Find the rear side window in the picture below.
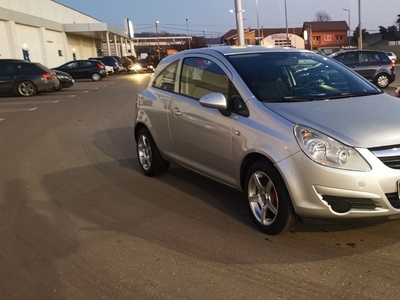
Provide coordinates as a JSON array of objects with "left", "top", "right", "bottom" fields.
[
  {"left": 15, "top": 63, "right": 39, "bottom": 74},
  {"left": 359, "top": 52, "right": 382, "bottom": 63},
  {"left": 152, "top": 60, "right": 178, "bottom": 92}
]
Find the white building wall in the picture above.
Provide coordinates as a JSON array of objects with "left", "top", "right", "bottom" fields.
[
  {"left": 0, "top": 0, "right": 100, "bottom": 24},
  {"left": 262, "top": 34, "right": 305, "bottom": 49},
  {"left": 0, "top": 20, "right": 11, "bottom": 58},
  {"left": 65, "top": 34, "right": 97, "bottom": 61},
  {"left": 15, "top": 24, "right": 43, "bottom": 62}
]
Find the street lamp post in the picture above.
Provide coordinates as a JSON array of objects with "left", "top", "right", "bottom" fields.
[
  {"left": 358, "top": 0, "right": 362, "bottom": 49},
  {"left": 343, "top": 8, "right": 350, "bottom": 47},
  {"left": 155, "top": 20, "right": 160, "bottom": 60},
  {"left": 186, "top": 18, "right": 191, "bottom": 49},
  {"left": 284, "top": 0, "right": 289, "bottom": 46},
  {"left": 256, "top": 0, "right": 260, "bottom": 45},
  {"left": 231, "top": 0, "right": 245, "bottom": 46}
]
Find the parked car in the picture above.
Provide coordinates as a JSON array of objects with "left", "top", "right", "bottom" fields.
[
  {"left": 53, "top": 60, "right": 107, "bottom": 81},
  {"left": 135, "top": 58, "right": 155, "bottom": 73},
  {"left": 54, "top": 69, "right": 74, "bottom": 90},
  {"left": 0, "top": 59, "right": 59, "bottom": 97},
  {"left": 135, "top": 45, "right": 400, "bottom": 235},
  {"left": 89, "top": 56, "right": 122, "bottom": 74},
  {"left": 329, "top": 50, "right": 395, "bottom": 88},
  {"left": 386, "top": 52, "right": 397, "bottom": 63}
]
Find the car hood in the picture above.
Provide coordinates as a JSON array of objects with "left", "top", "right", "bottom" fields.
[
  {"left": 53, "top": 69, "right": 70, "bottom": 76},
  {"left": 263, "top": 93, "right": 400, "bottom": 148}
]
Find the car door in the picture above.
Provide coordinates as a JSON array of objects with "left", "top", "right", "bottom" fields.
[
  {"left": 58, "top": 61, "right": 79, "bottom": 78},
  {"left": 0, "top": 62, "right": 17, "bottom": 94},
  {"left": 167, "top": 56, "right": 235, "bottom": 186},
  {"left": 356, "top": 51, "right": 380, "bottom": 80},
  {"left": 77, "top": 61, "right": 93, "bottom": 78}
]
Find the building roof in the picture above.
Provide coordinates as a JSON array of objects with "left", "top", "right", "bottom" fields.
[{"left": 303, "top": 21, "right": 349, "bottom": 31}]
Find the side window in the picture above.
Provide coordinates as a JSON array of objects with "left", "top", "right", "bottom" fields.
[
  {"left": 152, "top": 60, "right": 178, "bottom": 92},
  {"left": 180, "top": 57, "right": 229, "bottom": 100},
  {"left": 343, "top": 53, "right": 357, "bottom": 64},
  {"left": 0, "top": 63, "right": 16, "bottom": 74},
  {"left": 65, "top": 62, "right": 78, "bottom": 69},
  {"left": 79, "top": 61, "right": 92, "bottom": 68}
]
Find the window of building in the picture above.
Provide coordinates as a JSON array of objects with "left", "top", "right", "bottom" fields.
[
  {"left": 274, "top": 39, "right": 292, "bottom": 47},
  {"left": 313, "top": 36, "right": 321, "bottom": 44}
]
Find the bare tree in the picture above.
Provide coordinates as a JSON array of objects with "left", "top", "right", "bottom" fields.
[
  {"left": 397, "top": 14, "right": 400, "bottom": 31},
  {"left": 314, "top": 11, "right": 332, "bottom": 22}
]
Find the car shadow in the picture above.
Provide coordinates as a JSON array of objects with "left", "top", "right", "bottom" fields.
[
  {"left": 0, "top": 178, "right": 79, "bottom": 298},
  {"left": 39, "top": 127, "right": 400, "bottom": 264}
]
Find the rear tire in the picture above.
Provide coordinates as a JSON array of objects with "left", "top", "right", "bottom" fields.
[
  {"left": 374, "top": 73, "right": 390, "bottom": 89},
  {"left": 136, "top": 128, "right": 169, "bottom": 176},
  {"left": 17, "top": 81, "right": 37, "bottom": 97},
  {"left": 91, "top": 73, "right": 102, "bottom": 82},
  {"left": 245, "top": 160, "right": 300, "bottom": 235}
]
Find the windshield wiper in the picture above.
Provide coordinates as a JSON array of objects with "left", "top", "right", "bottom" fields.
[{"left": 266, "top": 91, "right": 383, "bottom": 103}]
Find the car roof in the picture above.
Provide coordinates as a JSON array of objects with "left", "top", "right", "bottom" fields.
[{"left": 175, "top": 45, "right": 313, "bottom": 56}]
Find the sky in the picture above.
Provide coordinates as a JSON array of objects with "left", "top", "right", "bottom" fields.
[{"left": 55, "top": 0, "right": 399, "bottom": 37}]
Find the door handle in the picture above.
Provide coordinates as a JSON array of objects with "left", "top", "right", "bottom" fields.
[{"left": 170, "top": 107, "right": 182, "bottom": 116}]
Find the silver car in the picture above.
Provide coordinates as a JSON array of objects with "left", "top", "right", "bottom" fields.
[{"left": 135, "top": 46, "right": 400, "bottom": 235}]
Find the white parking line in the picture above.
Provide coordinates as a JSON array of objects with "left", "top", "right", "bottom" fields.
[
  {"left": 0, "top": 118, "right": 5, "bottom": 121},
  {"left": 0, "top": 107, "right": 37, "bottom": 112},
  {"left": 0, "top": 100, "right": 59, "bottom": 105}
]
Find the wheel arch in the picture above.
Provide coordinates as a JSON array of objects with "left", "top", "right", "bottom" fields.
[
  {"left": 240, "top": 153, "right": 276, "bottom": 191},
  {"left": 134, "top": 122, "right": 147, "bottom": 141}
]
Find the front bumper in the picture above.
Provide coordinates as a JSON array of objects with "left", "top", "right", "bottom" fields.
[{"left": 278, "top": 148, "right": 400, "bottom": 219}]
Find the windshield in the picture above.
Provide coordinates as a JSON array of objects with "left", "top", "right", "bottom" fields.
[{"left": 225, "top": 51, "right": 381, "bottom": 102}]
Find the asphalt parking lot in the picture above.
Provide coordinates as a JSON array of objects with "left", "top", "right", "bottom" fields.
[{"left": 1, "top": 72, "right": 400, "bottom": 300}]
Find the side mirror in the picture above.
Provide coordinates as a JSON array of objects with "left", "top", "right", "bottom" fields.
[{"left": 199, "top": 92, "right": 231, "bottom": 116}]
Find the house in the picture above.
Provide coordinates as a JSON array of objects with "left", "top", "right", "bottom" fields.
[
  {"left": 303, "top": 21, "right": 349, "bottom": 52},
  {"left": 223, "top": 27, "right": 303, "bottom": 46},
  {"left": 223, "top": 21, "right": 349, "bottom": 52}
]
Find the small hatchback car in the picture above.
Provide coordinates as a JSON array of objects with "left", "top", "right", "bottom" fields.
[
  {"left": 53, "top": 60, "right": 107, "bottom": 81},
  {"left": 329, "top": 50, "right": 395, "bottom": 88},
  {"left": 135, "top": 46, "right": 400, "bottom": 235}
]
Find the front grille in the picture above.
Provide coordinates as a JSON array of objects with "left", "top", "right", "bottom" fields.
[
  {"left": 376, "top": 156, "right": 400, "bottom": 169},
  {"left": 385, "top": 192, "right": 400, "bottom": 209},
  {"left": 370, "top": 145, "right": 400, "bottom": 169},
  {"left": 322, "top": 195, "right": 380, "bottom": 210}
]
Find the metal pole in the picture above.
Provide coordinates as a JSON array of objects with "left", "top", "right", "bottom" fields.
[
  {"left": 234, "top": 0, "right": 245, "bottom": 45},
  {"left": 358, "top": 0, "right": 362, "bottom": 49},
  {"left": 186, "top": 18, "right": 191, "bottom": 49},
  {"left": 256, "top": 0, "right": 260, "bottom": 45},
  {"left": 284, "top": 0, "right": 289, "bottom": 46},
  {"left": 343, "top": 9, "right": 350, "bottom": 47},
  {"left": 156, "top": 21, "right": 160, "bottom": 60}
]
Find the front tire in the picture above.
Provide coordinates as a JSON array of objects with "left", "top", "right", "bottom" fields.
[
  {"left": 245, "top": 160, "right": 300, "bottom": 235},
  {"left": 136, "top": 128, "right": 169, "bottom": 176},
  {"left": 17, "top": 81, "right": 37, "bottom": 97}
]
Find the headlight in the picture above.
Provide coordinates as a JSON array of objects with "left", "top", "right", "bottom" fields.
[
  {"left": 134, "top": 64, "right": 142, "bottom": 70},
  {"left": 294, "top": 125, "right": 371, "bottom": 171},
  {"left": 58, "top": 75, "right": 68, "bottom": 79}
]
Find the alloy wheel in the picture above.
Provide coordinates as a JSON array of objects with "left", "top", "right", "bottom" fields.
[{"left": 248, "top": 171, "right": 279, "bottom": 226}]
